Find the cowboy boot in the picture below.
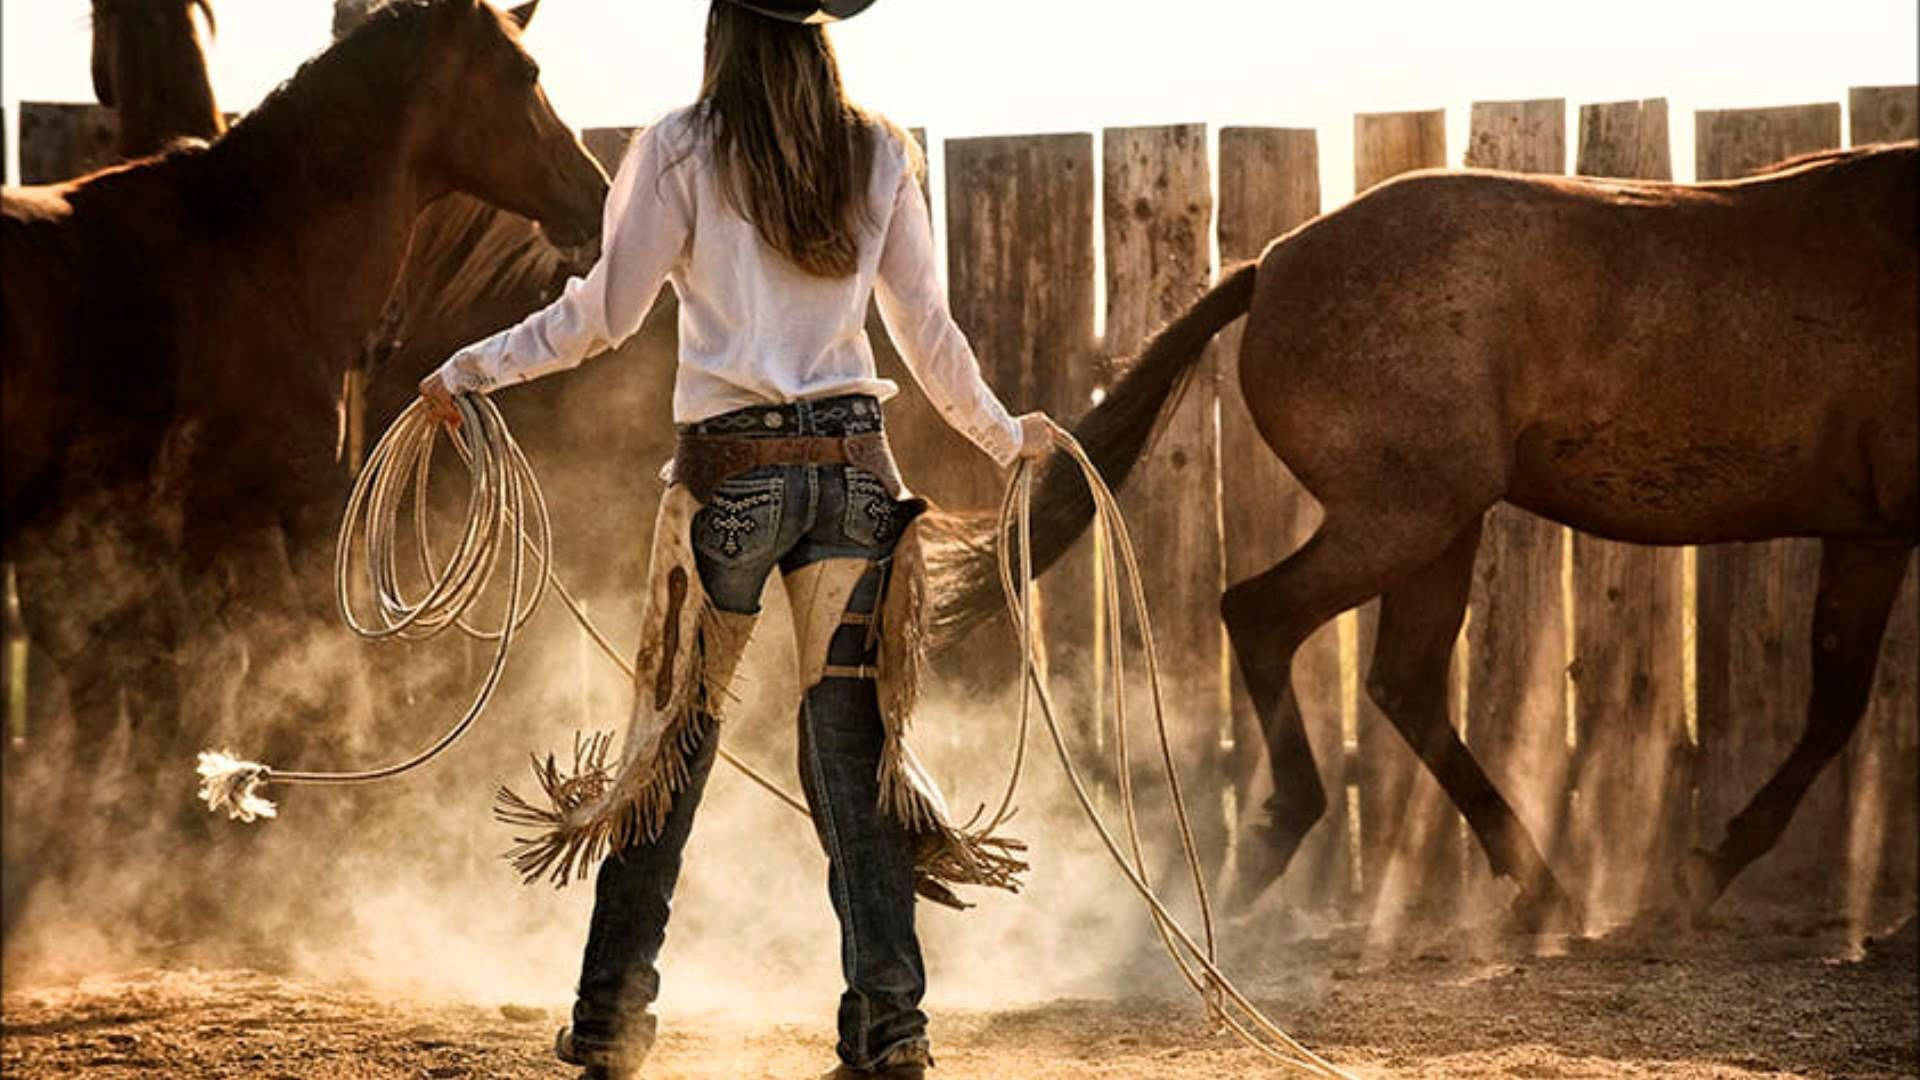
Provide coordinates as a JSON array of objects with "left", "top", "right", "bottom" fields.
[
  {"left": 817, "top": 1040, "right": 932, "bottom": 1079},
  {"left": 556, "top": 1025, "right": 647, "bottom": 1080}
]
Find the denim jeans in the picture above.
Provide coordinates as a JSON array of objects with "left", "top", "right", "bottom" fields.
[{"left": 572, "top": 396, "right": 929, "bottom": 1072}]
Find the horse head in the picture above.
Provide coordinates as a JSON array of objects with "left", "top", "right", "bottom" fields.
[
  {"left": 90, "top": 0, "right": 224, "bottom": 157},
  {"left": 415, "top": 0, "right": 607, "bottom": 249}
]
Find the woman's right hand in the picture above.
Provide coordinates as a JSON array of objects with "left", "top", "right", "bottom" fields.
[{"left": 1015, "top": 411, "right": 1059, "bottom": 460}]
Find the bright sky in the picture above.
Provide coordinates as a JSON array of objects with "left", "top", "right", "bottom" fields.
[{"left": 4, "top": 0, "right": 1915, "bottom": 199}]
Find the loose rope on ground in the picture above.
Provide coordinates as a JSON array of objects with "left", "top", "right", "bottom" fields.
[
  {"left": 999, "top": 424, "right": 1356, "bottom": 1080},
  {"left": 194, "top": 394, "right": 1352, "bottom": 1077}
]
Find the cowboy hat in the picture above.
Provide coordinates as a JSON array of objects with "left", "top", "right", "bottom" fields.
[{"left": 722, "top": 0, "right": 877, "bottom": 24}]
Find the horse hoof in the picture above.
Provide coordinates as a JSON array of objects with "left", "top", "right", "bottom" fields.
[
  {"left": 1674, "top": 849, "right": 1724, "bottom": 919},
  {"left": 1224, "top": 827, "right": 1294, "bottom": 912},
  {"left": 1509, "top": 881, "right": 1586, "bottom": 935},
  {"left": 1224, "top": 857, "right": 1282, "bottom": 913}
]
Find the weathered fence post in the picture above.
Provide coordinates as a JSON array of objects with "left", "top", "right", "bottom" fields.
[
  {"left": 939, "top": 134, "right": 1099, "bottom": 700},
  {"left": 1350, "top": 109, "right": 1460, "bottom": 921},
  {"left": 1101, "top": 124, "right": 1230, "bottom": 879},
  {"left": 1575, "top": 97, "right": 1673, "bottom": 181},
  {"left": 1460, "top": 99, "right": 1574, "bottom": 917},
  {"left": 1564, "top": 98, "right": 1693, "bottom": 921},
  {"left": 1844, "top": 85, "right": 1919, "bottom": 932},
  {"left": 1693, "top": 102, "right": 1842, "bottom": 904},
  {"left": 17, "top": 103, "right": 119, "bottom": 184},
  {"left": 1847, "top": 85, "right": 1916, "bottom": 147},
  {"left": 940, "top": 135, "right": 1098, "bottom": 508},
  {"left": 1215, "top": 127, "right": 1350, "bottom": 911}
]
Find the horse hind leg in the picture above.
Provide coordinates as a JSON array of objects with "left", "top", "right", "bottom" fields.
[
  {"left": 1682, "top": 538, "right": 1914, "bottom": 913},
  {"left": 1221, "top": 502, "right": 1485, "bottom": 910}
]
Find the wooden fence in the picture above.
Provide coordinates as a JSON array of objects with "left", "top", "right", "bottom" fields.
[{"left": 9, "top": 85, "right": 1916, "bottom": 928}]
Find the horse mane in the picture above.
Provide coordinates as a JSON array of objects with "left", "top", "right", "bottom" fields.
[
  {"left": 386, "top": 197, "right": 570, "bottom": 356},
  {"left": 91, "top": 0, "right": 217, "bottom": 35},
  {"left": 204, "top": 0, "right": 436, "bottom": 198}
]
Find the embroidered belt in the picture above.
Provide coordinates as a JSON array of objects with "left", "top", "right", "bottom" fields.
[{"left": 673, "top": 430, "right": 906, "bottom": 503}]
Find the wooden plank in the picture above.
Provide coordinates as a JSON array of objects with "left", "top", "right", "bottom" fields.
[
  {"left": 1102, "top": 123, "right": 1228, "bottom": 879},
  {"left": 1467, "top": 99, "right": 1565, "bottom": 173},
  {"left": 938, "top": 134, "right": 1098, "bottom": 695},
  {"left": 1215, "top": 127, "right": 1349, "bottom": 911},
  {"left": 17, "top": 102, "right": 119, "bottom": 184},
  {"left": 941, "top": 133, "right": 1097, "bottom": 507},
  {"left": 1564, "top": 98, "right": 1692, "bottom": 921},
  {"left": 1848, "top": 85, "right": 1919, "bottom": 144},
  {"left": 1461, "top": 100, "right": 1573, "bottom": 918},
  {"left": 1576, "top": 98, "right": 1673, "bottom": 180},
  {"left": 1354, "top": 110, "right": 1446, "bottom": 194},
  {"left": 1693, "top": 103, "right": 1841, "bottom": 904},
  {"left": 1845, "top": 88, "right": 1918, "bottom": 932},
  {"left": 1350, "top": 109, "right": 1460, "bottom": 921},
  {"left": 1695, "top": 103, "right": 1841, "bottom": 180}
]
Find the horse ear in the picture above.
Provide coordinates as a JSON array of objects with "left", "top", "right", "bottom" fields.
[{"left": 506, "top": 0, "right": 539, "bottom": 28}]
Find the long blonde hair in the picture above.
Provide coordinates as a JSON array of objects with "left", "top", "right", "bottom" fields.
[{"left": 694, "top": 1, "right": 883, "bottom": 278}]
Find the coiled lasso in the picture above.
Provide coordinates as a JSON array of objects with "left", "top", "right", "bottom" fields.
[
  {"left": 195, "top": 394, "right": 806, "bottom": 821},
  {"left": 196, "top": 394, "right": 1353, "bottom": 1078}
]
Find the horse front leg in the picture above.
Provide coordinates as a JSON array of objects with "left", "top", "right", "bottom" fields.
[
  {"left": 1220, "top": 504, "right": 1479, "bottom": 911},
  {"left": 1681, "top": 538, "right": 1914, "bottom": 913},
  {"left": 1364, "top": 517, "right": 1582, "bottom": 932}
]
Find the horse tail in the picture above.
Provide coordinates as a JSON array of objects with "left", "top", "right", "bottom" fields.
[{"left": 928, "top": 259, "right": 1259, "bottom": 643}]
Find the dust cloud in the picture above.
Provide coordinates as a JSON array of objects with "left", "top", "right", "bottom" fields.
[{"left": 0, "top": 507, "right": 1264, "bottom": 1032}]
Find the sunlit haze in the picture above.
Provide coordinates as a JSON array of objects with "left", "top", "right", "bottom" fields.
[{"left": 5, "top": 0, "right": 1915, "bottom": 200}]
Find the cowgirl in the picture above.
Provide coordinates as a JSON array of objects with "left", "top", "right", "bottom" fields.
[{"left": 419, "top": 2, "right": 1053, "bottom": 1077}]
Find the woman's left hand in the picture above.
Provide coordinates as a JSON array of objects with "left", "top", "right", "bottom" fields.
[{"left": 418, "top": 371, "right": 461, "bottom": 430}]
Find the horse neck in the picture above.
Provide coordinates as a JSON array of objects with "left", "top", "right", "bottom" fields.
[
  {"left": 190, "top": 100, "right": 434, "bottom": 379},
  {"left": 113, "top": 10, "right": 224, "bottom": 157}
]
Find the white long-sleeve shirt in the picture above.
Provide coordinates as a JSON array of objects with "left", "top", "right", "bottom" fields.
[{"left": 435, "top": 105, "right": 1022, "bottom": 467}]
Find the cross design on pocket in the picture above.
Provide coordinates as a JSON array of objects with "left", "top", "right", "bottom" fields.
[
  {"left": 862, "top": 493, "right": 896, "bottom": 542},
  {"left": 708, "top": 490, "right": 777, "bottom": 557}
]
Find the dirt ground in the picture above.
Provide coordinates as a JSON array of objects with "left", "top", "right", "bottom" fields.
[{"left": 3, "top": 916, "right": 1912, "bottom": 1080}]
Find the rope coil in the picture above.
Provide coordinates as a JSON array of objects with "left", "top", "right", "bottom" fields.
[
  {"left": 195, "top": 395, "right": 807, "bottom": 820},
  {"left": 193, "top": 394, "right": 1353, "bottom": 1078}
]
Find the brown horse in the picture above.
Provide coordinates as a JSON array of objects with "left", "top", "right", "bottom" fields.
[
  {"left": 328, "top": 0, "right": 584, "bottom": 472},
  {"left": 1, "top": 0, "right": 605, "bottom": 786},
  {"left": 91, "top": 0, "right": 226, "bottom": 158},
  {"left": 938, "top": 142, "right": 1918, "bottom": 928}
]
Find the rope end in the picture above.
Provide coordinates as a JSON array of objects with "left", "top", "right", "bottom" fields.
[{"left": 196, "top": 750, "right": 278, "bottom": 823}]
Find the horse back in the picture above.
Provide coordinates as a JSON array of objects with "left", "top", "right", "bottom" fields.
[{"left": 1239, "top": 143, "right": 1916, "bottom": 545}]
